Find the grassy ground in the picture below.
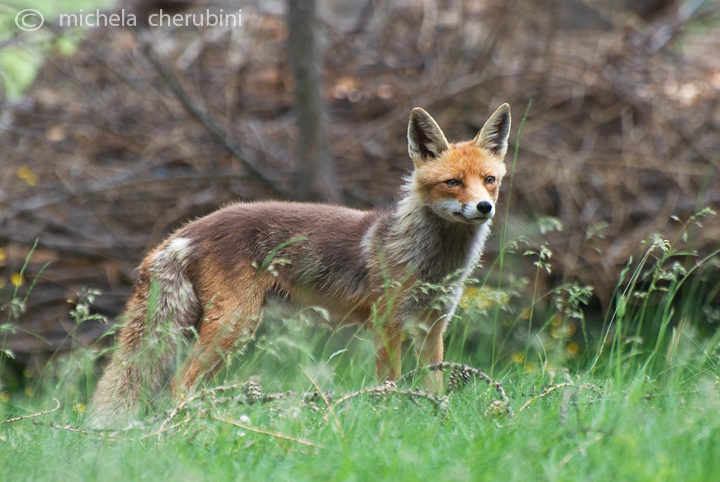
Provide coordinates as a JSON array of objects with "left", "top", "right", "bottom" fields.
[
  {"left": 1, "top": 358, "right": 719, "bottom": 481},
  {"left": 2, "top": 221, "right": 719, "bottom": 481}
]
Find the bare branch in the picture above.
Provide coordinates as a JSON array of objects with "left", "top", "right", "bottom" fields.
[
  {"left": 134, "top": 29, "right": 291, "bottom": 199},
  {"left": 213, "top": 415, "right": 318, "bottom": 448},
  {"left": 4, "top": 398, "right": 60, "bottom": 424}
]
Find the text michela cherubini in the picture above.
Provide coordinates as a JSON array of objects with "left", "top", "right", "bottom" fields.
[{"left": 58, "top": 9, "right": 243, "bottom": 28}]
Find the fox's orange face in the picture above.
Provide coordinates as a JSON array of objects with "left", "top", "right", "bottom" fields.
[{"left": 407, "top": 104, "right": 511, "bottom": 225}]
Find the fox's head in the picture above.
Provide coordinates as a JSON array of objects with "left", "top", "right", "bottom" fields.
[{"left": 407, "top": 104, "right": 511, "bottom": 225}]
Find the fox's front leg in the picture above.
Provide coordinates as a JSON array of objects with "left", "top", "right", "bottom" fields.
[
  {"left": 414, "top": 315, "right": 449, "bottom": 393},
  {"left": 374, "top": 324, "right": 402, "bottom": 383}
]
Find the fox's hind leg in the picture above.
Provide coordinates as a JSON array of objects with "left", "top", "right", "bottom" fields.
[
  {"left": 177, "top": 274, "right": 272, "bottom": 391},
  {"left": 374, "top": 324, "right": 402, "bottom": 383},
  {"left": 88, "top": 241, "right": 201, "bottom": 428}
]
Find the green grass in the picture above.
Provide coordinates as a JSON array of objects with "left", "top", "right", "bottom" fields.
[
  {"left": 2, "top": 365, "right": 719, "bottom": 481},
  {"left": 2, "top": 219, "right": 719, "bottom": 481}
]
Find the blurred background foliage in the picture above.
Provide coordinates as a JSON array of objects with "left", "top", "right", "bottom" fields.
[{"left": 0, "top": 0, "right": 718, "bottom": 383}]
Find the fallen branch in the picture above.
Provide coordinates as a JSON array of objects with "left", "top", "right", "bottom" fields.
[
  {"left": 213, "top": 415, "right": 318, "bottom": 449},
  {"left": 157, "top": 391, "right": 206, "bottom": 441},
  {"left": 331, "top": 381, "right": 448, "bottom": 415},
  {"left": 557, "top": 432, "right": 606, "bottom": 468},
  {"left": 4, "top": 398, "right": 60, "bottom": 424},
  {"left": 40, "top": 421, "right": 122, "bottom": 441},
  {"left": 301, "top": 366, "right": 344, "bottom": 440},
  {"left": 142, "top": 413, "right": 192, "bottom": 441},
  {"left": 399, "top": 361, "right": 512, "bottom": 414},
  {"left": 519, "top": 383, "right": 603, "bottom": 412}
]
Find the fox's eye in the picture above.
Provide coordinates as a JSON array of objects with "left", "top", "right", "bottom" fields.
[
  {"left": 445, "top": 179, "right": 462, "bottom": 187},
  {"left": 485, "top": 176, "right": 496, "bottom": 185}
]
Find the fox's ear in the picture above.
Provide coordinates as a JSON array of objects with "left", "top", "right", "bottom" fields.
[
  {"left": 408, "top": 108, "right": 449, "bottom": 164},
  {"left": 475, "top": 103, "right": 511, "bottom": 157}
]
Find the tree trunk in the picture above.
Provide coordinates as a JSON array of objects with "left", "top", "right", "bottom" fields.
[{"left": 286, "top": 0, "right": 341, "bottom": 203}]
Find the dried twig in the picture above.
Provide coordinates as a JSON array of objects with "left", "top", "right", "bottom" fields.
[
  {"left": 4, "top": 398, "right": 60, "bottom": 424},
  {"left": 399, "top": 361, "right": 512, "bottom": 414},
  {"left": 157, "top": 381, "right": 267, "bottom": 438},
  {"left": 141, "top": 414, "right": 192, "bottom": 441},
  {"left": 301, "top": 366, "right": 344, "bottom": 439},
  {"left": 519, "top": 383, "right": 603, "bottom": 412},
  {"left": 213, "top": 415, "right": 318, "bottom": 449},
  {"left": 157, "top": 391, "right": 204, "bottom": 441},
  {"left": 331, "top": 381, "right": 448, "bottom": 414},
  {"left": 557, "top": 432, "right": 606, "bottom": 468},
  {"left": 40, "top": 421, "right": 122, "bottom": 441},
  {"left": 519, "top": 383, "right": 575, "bottom": 412},
  {"left": 133, "top": 29, "right": 290, "bottom": 199}
]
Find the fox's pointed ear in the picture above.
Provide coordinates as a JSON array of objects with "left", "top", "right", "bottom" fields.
[
  {"left": 475, "top": 103, "right": 511, "bottom": 157},
  {"left": 408, "top": 108, "right": 449, "bottom": 164}
]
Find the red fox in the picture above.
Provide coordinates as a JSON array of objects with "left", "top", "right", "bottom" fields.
[{"left": 89, "top": 104, "right": 511, "bottom": 427}]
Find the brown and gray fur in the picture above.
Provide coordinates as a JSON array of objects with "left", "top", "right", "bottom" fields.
[{"left": 88, "top": 104, "right": 511, "bottom": 428}]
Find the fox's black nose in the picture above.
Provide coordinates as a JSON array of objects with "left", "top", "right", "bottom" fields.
[{"left": 477, "top": 201, "right": 493, "bottom": 214}]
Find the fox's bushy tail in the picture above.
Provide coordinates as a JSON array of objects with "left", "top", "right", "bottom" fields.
[{"left": 88, "top": 238, "right": 201, "bottom": 428}]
